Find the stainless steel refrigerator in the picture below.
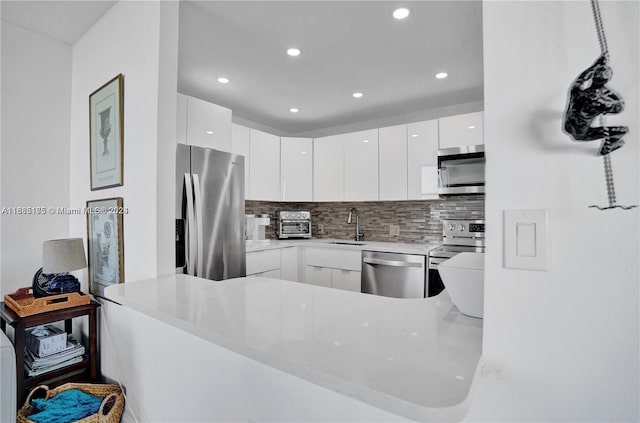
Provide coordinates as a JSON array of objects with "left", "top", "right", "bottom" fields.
[{"left": 176, "top": 144, "right": 246, "bottom": 280}]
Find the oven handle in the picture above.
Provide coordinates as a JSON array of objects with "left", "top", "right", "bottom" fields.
[{"left": 363, "top": 258, "right": 423, "bottom": 268}]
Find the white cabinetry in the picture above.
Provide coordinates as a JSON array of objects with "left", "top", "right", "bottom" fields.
[
  {"left": 344, "top": 129, "right": 379, "bottom": 201},
  {"left": 281, "top": 138, "right": 313, "bottom": 202},
  {"left": 438, "top": 112, "right": 484, "bottom": 149},
  {"left": 246, "top": 249, "right": 282, "bottom": 278},
  {"left": 378, "top": 125, "right": 408, "bottom": 201},
  {"left": 177, "top": 94, "right": 232, "bottom": 150},
  {"left": 304, "top": 248, "right": 361, "bottom": 292},
  {"left": 231, "top": 123, "right": 251, "bottom": 198},
  {"left": 280, "top": 246, "right": 299, "bottom": 282},
  {"left": 313, "top": 135, "right": 345, "bottom": 201},
  {"left": 407, "top": 120, "right": 439, "bottom": 199},
  {"left": 249, "top": 129, "right": 281, "bottom": 201}
]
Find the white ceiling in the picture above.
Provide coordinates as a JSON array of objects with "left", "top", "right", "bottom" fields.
[
  {"left": 1, "top": 1, "right": 116, "bottom": 45},
  {"left": 178, "top": 1, "right": 484, "bottom": 136},
  {"left": 2, "top": 1, "right": 484, "bottom": 137}
]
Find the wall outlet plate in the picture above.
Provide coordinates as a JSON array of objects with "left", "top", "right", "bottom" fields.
[{"left": 389, "top": 224, "right": 400, "bottom": 236}]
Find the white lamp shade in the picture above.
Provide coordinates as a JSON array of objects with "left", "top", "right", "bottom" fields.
[{"left": 42, "top": 238, "right": 87, "bottom": 274}]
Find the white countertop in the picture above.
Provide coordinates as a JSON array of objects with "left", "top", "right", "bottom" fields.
[
  {"left": 104, "top": 275, "right": 482, "bottom": 421},
  {"left": 246, "top": 238, "right": 442, "bottom": 255}
]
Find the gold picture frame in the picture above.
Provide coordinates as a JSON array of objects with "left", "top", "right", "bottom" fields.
[
  {"left": 86, "top": 197, "right": 125, "bottom": 297},
  {"left": 89, "top": 74, "right": 124, "bottom": 190}
]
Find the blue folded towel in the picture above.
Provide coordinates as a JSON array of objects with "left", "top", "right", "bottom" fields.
[{"left": 28, "top": 389, "right": 103, "bottom": 423}]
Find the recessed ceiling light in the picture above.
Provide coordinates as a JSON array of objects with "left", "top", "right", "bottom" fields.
[
  {"left": 411, "top": 134, "right": 419, "bottom": 138},
  {"left": 393, "top": 8, "right": 410, "bottom": 19},
  {"left": 301, "top": 151, "right": 307, "bottom": 155},
  {"left": 205, "top": 131, "right": 214, "bottom": 135},
  {"left": 435, "top": 72, "right": 448, "bottom": 79},
  {"left": 468, "top": 125, "right": 476, "bottom": 129},
  {"left": 289, "top": 108, "right": 299, "bottom": 113},
  {"left": 287, "top": 48, "right": 301, "bottom": 57},
  {"left": 217, "top": 77, "right": 229, "bottom": 84},
  {"left": 352, "top": 92, "right": 364, "bottom": 98},
  {"left": 363, "top": 139, "right": 370, "bottom": 143}
]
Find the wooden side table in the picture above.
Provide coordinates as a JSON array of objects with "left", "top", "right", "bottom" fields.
[{"left": 0, "top": 300, "right": 100, "bottom": 407}]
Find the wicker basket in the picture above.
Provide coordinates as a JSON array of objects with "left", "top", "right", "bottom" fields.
[{"left": 17, "top": 383, "right": 124, "bottom": 423}]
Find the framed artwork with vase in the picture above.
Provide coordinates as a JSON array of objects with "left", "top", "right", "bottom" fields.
[
  {"left": 86, "top": 197, "right": 125, "bottom": 297},
  {"left": 89, "top": 74, "right": 124, "bottom": 190}
]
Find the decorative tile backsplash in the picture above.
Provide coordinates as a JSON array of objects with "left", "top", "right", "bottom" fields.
[{"left": 246, "top": 196, "right": 484, "bottom": 244}]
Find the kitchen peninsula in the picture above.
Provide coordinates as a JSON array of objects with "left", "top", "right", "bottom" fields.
[{"left": 104, "top": 274, "right": 482, "bottom": 422}]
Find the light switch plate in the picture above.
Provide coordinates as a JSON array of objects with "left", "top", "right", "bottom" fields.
[
  {"left": 504, "top": 209, "right": 549, "bottom": 270},
  {"left": 389, "top": 224, "right": 400, "bottom": 236}
]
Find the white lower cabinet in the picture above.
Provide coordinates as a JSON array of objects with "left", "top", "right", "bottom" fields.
[
  {"left": 247, "top": 246, "right": 361, "bottom": 292},
  {"left": 331, "top": 269, "right": 361, "bottom": 292},
  {"left": 280, "top": 246, "right": 299, "bottom": 281},
  {"left": 304, "top": 247, "right": 362, "bottom": 292},
  {"left": 305, "top": 266, "right": 332, "bottom": 288},
  {"left": 246, "top": 249, "right": 282, "bottom": 276}
]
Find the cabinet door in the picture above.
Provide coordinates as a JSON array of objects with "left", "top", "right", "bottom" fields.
[
  {"left": 281, "top": 138, "right": 312, "bottom": 201},
  {"left": 186, "top": 96, "right": 232, "bottom": 150},
  {"left": 379, "top": 125, "right": 407, "bottom": 200},
  {"left": 344, "top": 129, "right": 379, "bottom": 201},
  {"left": 407, "top": 120, "right": 439, "bottom": 199},
  {"left": 281, "top": 246, "right": 299, "bottom": 282},
  {"left": 313, "top": 135, "right": 344, "bottom": 201},
  {"left": 305, "top": 266, "right": 332, "bottom": 288},
  {"left": 249, "top": 129, "right": 281, "bottom": 201},
  {"left": 331, "top": 269, "right": 361, "bottom": 292},
  {"left": 438, "top": 112, "right": 484, "bottom": 149},
  {"left": 246, "top": 249, "right": 281, "bottom": 275},
  {"left": 176, "top": 93, "right": 187, "bottom": 145},
  {"left": 231, "top": 124, "right": 251, "bottom": 198}
]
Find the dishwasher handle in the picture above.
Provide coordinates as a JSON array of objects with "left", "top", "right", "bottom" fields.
[{"left": 363, "top": 258, "right": 424, "bottom": 268}]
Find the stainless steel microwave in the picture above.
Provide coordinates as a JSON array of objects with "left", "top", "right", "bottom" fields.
[{"left": 437, "top": 145, "right": 485, "bottom": 196}]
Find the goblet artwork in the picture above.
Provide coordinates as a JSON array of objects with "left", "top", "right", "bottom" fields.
[{"left": 99, "top": 106, "right": 112, "bottom": 157}]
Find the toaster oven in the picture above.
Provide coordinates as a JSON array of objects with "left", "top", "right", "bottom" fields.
[{"left": 277, "top": 211, "right": 311, "bottom": 239}]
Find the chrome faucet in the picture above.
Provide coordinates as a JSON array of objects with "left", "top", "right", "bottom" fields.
[{"left": 347, "top": 207, "right": 364, "bottom": 242}]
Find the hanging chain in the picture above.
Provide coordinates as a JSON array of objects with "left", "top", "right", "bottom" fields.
[{"left": 588, "top": 0, "right": 618, "bottom": 209}]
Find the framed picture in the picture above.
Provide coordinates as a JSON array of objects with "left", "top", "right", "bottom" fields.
[
  {"left": 89, "top": 74, "right": 124, "bottom": 190},
  {"left": 86, "top": 197, "right": 125, "bottom": 297}
]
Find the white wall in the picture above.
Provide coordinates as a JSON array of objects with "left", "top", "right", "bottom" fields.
[
  {"left": 0, "top": 21, "right": 71, "bottom": 296},
  {"left": 467, "top": 1, "right": 639, "bottom": 421},
  {"left": 69, "top": 1, "right": 177, "bottom": 289}
]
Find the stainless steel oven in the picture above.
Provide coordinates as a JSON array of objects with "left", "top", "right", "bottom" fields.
[
  {"left": 277, "top": 211, "right": 311, "bottom": 239},
  {"left": 428, "top": 219, "right": 485, "bottom": 289},
  {"left": 437, "top": 145, "right": 485, "bottom": 196}
]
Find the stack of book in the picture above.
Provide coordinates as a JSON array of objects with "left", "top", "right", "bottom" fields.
[{"left": 24, "top": 324, "right": 85, "bottom": 377}]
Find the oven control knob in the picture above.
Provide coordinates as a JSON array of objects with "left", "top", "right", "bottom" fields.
[
  {"left": 458, "top": 224, "right": 465, "bottom": 231},
  {"left": 448, "top": 224, "right": 455, "bottom": 231},
  {"left": 284, "top": 212, "right": 289, "bottom": 219},
  {"left": 295, "top": 213, "right": 301, "bottom": 218}
]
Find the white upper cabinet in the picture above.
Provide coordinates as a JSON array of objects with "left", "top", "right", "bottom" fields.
[
  {"left": 176, "top": 93, "right": 187, "bottom": 145},
  {"left": 313, "top": 134, "right": 345, "bottom": 202},
  {"left": 407, "top": 120, "right": 439, "bottom": 199},
  {"left": 177, "top": 94, "right": 233, "bottom": 150},
  {"left": 231, "top": 123, "right": 251, "bottom": 198},
  {"left": 378, "top": 125, "right": 407, "bottom": 201},
  {"left": 281, "top": 137, "right": 313, "bottom": 202},
  {"left": 438, "top": 111, "right": 484, "bottom": 149},
  {"left": 344, "top": 129, "right": 379, "bottom": 201},
  {"left": 249, "top": 129, "right": 280, "bottom": 201}
]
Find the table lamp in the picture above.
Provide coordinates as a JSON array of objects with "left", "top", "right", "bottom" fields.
[{"left": 32, "top": 238, "right": 87, "bottom": 297}]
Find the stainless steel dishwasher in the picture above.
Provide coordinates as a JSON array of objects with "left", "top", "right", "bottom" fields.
[{"left": 361, "top": 251, "right": 430, "bottom": 298}]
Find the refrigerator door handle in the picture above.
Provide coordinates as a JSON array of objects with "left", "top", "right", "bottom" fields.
[
  {"left": 192, "top": 173, "right": 205, "bottom": 277},
  {"left": 184, "top": 173, "right": 197, "bottom": 276}
]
